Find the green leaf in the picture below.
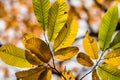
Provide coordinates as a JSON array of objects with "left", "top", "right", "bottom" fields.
[
  {"left": 104, "top": 48, "right": 120, "bottom": 66},
  {"left": 53, "top": 16, "right": 78, "bottom": 51},
  {"left": 32, "top": 0, "right": 50, "bottom": 30},
  {"left": 77, "top": 52, "right": 94, "bottom": 67},
  {"left": 0, "top": 44, "right": 32, "bottom": 68},
  {"left": 97, "top": 64, "right": 120, "bottom": 80},
  {"left": 98, "top": 5, "right": 118, "bottom": 51},
  {"left": 110, "top": 31, "right": 120, "bottom": 49},
  {"left": 16, "top": 66, "right": 45, "bottom": 80},
  {"left": 25, "top": 38, "right": 51, "bottom": 63},
  {"left": 25, "top": 50, "right": 44, "bottom": 65},
  {"left": 54, "top": 47, "right": 79, "bottom": 60},
  {"left": 47, "top": 0, "right": 68, "bottom": 41}
]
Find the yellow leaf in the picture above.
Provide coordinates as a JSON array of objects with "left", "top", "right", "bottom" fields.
[
  {"left": 38, "top": 68, "right": 52, "bottom": 80},
  {"left": 104, "top": 48, "right": 120, "bottom": 66},
  {"left": 83, "top": 31, "right": 98, "bottom": 59},
  {"left": 54, "top": 47, "right": 79, "bottom": 60},
  {"left": 47, "top": 0, "right": 68, "bottom": 41},
  {"left": 53, "top": 16, "right": 78, "bottom": 51},
  {"left": 0, "top": 44, "right": 32, "bottom": 68},
  {"left": 22, "top": 33, "right": 38, "bottom": 45},
  {"left": 16, "top": 66, "right": 45, "bottom": 80},
  {"left": 61, "top": 70, "right": 75, "bottom": 80},
  {"left": 25, "top": 50, "right": 44, "bottom": 65},
  {"left": 92, "top": 69, "right": 100, "bottom": 80},
  {"left": 25, "top": 38, "right": 52, "bottom": 63},
  {"left": 77, "top": 52, "right": 94, "bottom": 67}
]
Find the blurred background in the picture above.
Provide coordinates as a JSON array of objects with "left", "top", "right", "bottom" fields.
[{"left": 0, "top": 0, "right": 120, "bottom": 80}]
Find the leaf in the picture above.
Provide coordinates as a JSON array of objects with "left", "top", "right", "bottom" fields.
[
  {"left": 77, "top": 52, "right": 94, "bottom": 67},
  {"left": 16, "top": 66, "right": 45, "bottom": 80},
  {"left": 32, "top": 0, "right": 50, "bottom": 30},
  {"left": 47, "top": 0, "right": 68, "bottom": 41},
  {"left": 22, "top": 33, "right": 38, "bottom": 45},
  {"left": 25, "top": 50, "right": 44, "bottom": 65},
  {"left": 98, "top": 5, "right": 118, "bottom": 51},
  {"left": 110, "top": 31, "right": 120, "bottom": 49},
  {"left": 97, "top": 64, "right": 120, "bottom": 80},
  {"left": 53, "top": 16, "right": 78, "bottom": 51},
  {"left": 104, "top": 48, "right": 120, "bottom": 66},
  {"left": 0, "top": 44, "right": 32, "bottom": 68},
  {"left": 83, "top": 31, "right": 98, "bottom": 59},
  {"left": 54, "top": 47, "right": 79, "bottom": 60},
  {"left": 38, "top": 68, "right": 52, "bottom": 80},
  {"left": 61, "top": 70, "right": 75, "bottom": 80},
  {"left": 92, "top": 69, "right": 100, "bottom": 80},
  {"left": 25, "top": 38, "right": 51, "bottom": 63}
]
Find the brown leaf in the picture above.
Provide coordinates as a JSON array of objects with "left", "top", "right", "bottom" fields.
[
  {"left": 25, "top": 38, "right": 51, "bottom": 63},
  {"left": 77, "top": 52, "right": 94, "bottom": 67},
  {"left": 54, "top": 47, "right": 79, "bottom": 60},
  {"left": 92, "top": 69, "right": 100, "bottom": 80}
]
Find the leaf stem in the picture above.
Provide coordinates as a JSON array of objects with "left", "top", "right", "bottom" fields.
[
  {"left": 80, "top": 51, "right": 104, "bottom": 80},
  {"left": 43, "top": 32, "right": 56, "bottom": 68}
]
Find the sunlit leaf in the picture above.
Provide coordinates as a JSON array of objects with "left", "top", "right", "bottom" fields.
[
  {"left": 83, "top": 31, "right": 98, "bottom": 59},
  {"left": 16, "top": 66, "right": 45, "bottom": 80},
  {"left": 61, "top": 69, "right": 75, "bottom": 80},
  {"left": 32, "top": 0, "right": 50, "bottom": 30},
  {"left": 38, "top": 68, "right": 52, "bottom": 80},
  {"left": 54, "top": 47, "right": 79, "bottom": 60},
  {"left": 25, "top": 50, "right": 44, "bottom": 65},
  {"left": 47, "top": 0, "right": 68, "bottom": 41},
  {"left": 0, "top": 44, "right": 32, "bottom": 68},
  {"left": 92, "top": 69, "right": 100, "bottom": 80},
  {"left": 25, "top": 38, "right": 51, "bottom": 63},
  {"left": 53, "top": 16, "right": 78, "bottom": 51},
  {"left": 110, "top": 31, "right": 120, "bottom": 49},
  {"left": 77, "top": 52, "right": 94, "bottom": 67},
  {"left": 22, "top": 33, "right": 38, "bottom": 45},
  {"left": 104, "top": 48, "right": 120, "bottom": 66},
  {"left": 97, "top": 64, "right": 120, "bottom": 80},
  {"left": 98, "top": 5, "right": 118, "bottom": 51}
]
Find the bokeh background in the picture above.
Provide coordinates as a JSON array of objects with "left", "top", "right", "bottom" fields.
[{"left": 0, "top": 0, "right": 120, "bottom": 80}]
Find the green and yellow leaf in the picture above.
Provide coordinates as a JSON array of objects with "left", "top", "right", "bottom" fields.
[
  {"left": 97, "top": 64, "right": 120, "bottom": 80},
  {"left": 54, "top": 47, "right": 79, "bottom": 60},
  {"left": 47, "top": 0, "right": 68, "bottom": 41},
  {"left": 98, "top": 5, "right": 118, "bottom": 51},
  {"left": 32, "top": 0, "right": 50, "bottom": 30},
  {"left": 53, "top": 16, "right": 78, "bottom": 51},
  {"left": 77, "top": 52, "right": 94, "bottom": 67},
  {"left": 61, "top": 70, "right": 75, "bottom": 80},
  {"left": 25, "top": 38, "right": 51, "bottom": 63},
  {"left": 38, "top": 68, "right": 52, "bottom": 80},
  {"left": 0, "top": 44, "right": 32, "bottom": 68},
  {"left": 16, "top": 66, "right": 45, "bottom": 80},
  {"left": 92, "top": 69, "right": 100, "bottom": 80},
  {"left": 83, "top": 31, "right": 98, "bottom": 59},
  {"left": 110, "top": 31, "right": 120, "bottom": 49},
  {"left": 104, "top": 48, "right": 120, "bottom": 66},
  {"left": 25, "top": 50, "right": 44, "bottom": 65}
]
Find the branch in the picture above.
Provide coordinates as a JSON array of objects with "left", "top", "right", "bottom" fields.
[{"left": 80, "top": 51, "right": 104, "bottom": 80}]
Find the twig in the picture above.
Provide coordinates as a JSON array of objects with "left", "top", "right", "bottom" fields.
[
  {"left": 48, "top": 64, "right": 66, "bottom": 80},
  {"left": 43, "top": 31, "right": 56, "bottom": 68},
  {"left": 94, "top": 0, "right": 107, "bottom": 12},
  {"left": 80, "top": 51, "right": 104, "bottom": 80}
]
